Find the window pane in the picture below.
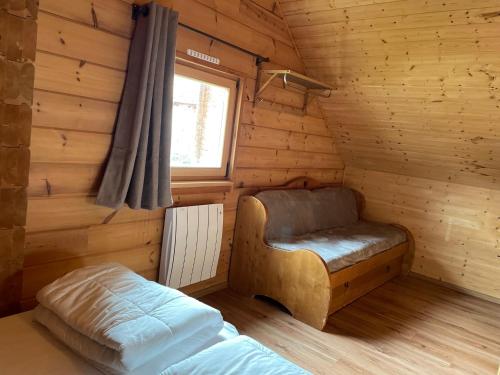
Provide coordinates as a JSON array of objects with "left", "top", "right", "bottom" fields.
[{"left": 171, "top": 74, "right": 230, "bottom": 169}]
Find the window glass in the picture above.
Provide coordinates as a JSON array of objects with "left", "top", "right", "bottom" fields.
[
  {"left": 170, "top": 63, "right": 238, "bottom": 179},
  {"left": 171, "top": 75, "right": 230, "bottom": 169}
]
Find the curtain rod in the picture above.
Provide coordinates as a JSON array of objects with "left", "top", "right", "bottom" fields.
[{"left": 132, "top": 4, "right": 270, "bottom": 65}]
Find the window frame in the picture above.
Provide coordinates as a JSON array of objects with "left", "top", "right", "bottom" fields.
[{"left": 170, "top": 61, "right": 240, "bottom": 181}]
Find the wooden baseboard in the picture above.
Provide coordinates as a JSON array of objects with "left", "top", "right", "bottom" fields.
[
  {"left": 181, "top": 281, "right": 228, "bottom": 299},
  {"left": 409, "top": 272, "right": 500, "bottom": 305}
]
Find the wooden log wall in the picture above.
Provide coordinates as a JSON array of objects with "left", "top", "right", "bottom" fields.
[
  {"left": 281, "top": 0, "right": 500, "bottom": 298},
  {"left": 21, "top": 0, "right": 343, "bottom": 308},
  {"left": 0, "top": 0, "right": 37, "bottom": 316}
]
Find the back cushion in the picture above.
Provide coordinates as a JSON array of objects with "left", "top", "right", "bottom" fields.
[
  {"left": 311, "top": 187, "right": 359, "bottom": 230},
  {"left": 255, "top": 187, "right": 359, "bottom": 240},
  {"left": 256, "top": 189, "right": 316, "bottom": 240}
]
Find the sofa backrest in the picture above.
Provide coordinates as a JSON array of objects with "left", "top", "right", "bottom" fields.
[{"left": 255, "top": 187, "right": 359, "bottom": 240}]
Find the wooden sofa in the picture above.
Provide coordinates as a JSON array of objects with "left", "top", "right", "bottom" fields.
[{"left": 229, "top": 178, "right": 413, "bottom": 330}]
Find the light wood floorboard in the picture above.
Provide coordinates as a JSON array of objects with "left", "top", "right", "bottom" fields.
[{"left": 201, "top": 276, "right": 500, "bottom": 375}]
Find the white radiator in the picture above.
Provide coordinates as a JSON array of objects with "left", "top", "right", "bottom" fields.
[{"left": 159, "top": 204, "right": 223, "bottom": 289}]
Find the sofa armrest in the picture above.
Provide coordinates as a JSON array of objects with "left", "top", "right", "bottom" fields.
[
  {"left": 229, "top": 196, "right": 331, "bottom": 330},
  {"left": 391, "top": 224, "right": 415, "bottom": 275}
]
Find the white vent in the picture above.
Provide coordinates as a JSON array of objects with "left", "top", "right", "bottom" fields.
[{"left": 159, "top": 204, "right": 223, "bottom": 289}]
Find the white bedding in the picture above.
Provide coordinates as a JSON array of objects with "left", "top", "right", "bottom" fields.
[
  {"left": 0, "top": 310, "right": 238, "bottom": 375},
  {"left": 2, "top": 264, "right": 306, "bottom": 374},
  {"left": 164, "top": 335, "right": 311, "bottom": 375},
  {"left": 35, "top": 263, "right": 224, "bottom": 372}
]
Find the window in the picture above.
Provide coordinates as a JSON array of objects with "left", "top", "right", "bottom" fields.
[{"left": 171, "top": 63, "right": 238, "bottom": 180}]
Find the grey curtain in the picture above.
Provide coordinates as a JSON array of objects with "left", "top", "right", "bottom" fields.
[{"left": 96, "top": 3, "right": 178, "bottom": 210}]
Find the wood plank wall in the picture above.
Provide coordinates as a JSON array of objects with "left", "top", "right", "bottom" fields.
[
  {"left": 345, "top": 167, "right": 500, "bottom": 299},
  {"left": 22, "top": 0, "right": 343, "bottom": 308},
  {"left": 0, "top": 0, "right": 38, "bottom": 316},
  {"left": 281, "top": 0, "right": 500, "bottom": 298}
]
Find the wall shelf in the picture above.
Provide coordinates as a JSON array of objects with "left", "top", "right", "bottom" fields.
[{"left": 254, "top": 69, "right": 333, "bottom": 112}]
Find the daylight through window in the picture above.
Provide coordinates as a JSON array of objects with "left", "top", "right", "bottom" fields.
[{"left": 171, "top": 63, "right": 238, "bottom": 179}]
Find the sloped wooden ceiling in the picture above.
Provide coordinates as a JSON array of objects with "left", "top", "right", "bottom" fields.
[
  {"left": 281, "top": 0, "right": 500, "bottom": 188},
  {"left": 280, "top": 0, "right": 500, "bottom": 299}
]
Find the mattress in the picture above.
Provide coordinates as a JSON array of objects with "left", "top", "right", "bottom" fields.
[{"left": 0, "top": 310, "right": 238, "bottom": 375}]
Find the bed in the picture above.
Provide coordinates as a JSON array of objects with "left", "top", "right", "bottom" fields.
[
  {"left": 0, "top": 310, "right": 238, "bottom": 375},
  {"left": 0, "top": 263, "right": 308, "bottom": 374}
]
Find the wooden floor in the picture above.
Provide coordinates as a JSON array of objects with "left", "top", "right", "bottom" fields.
[{"left": 201, "top": 276, "right": 500, "bottom": 375}]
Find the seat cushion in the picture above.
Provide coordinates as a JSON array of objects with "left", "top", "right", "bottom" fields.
[
  {"left": 255, "top": 187, "right": 358, "bottom": 239},
  {"left": 267, "top": 221, "right": 407, "bottom": 272}
]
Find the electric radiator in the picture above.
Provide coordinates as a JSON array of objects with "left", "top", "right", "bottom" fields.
[{"left": 159, "top": 203, "right": 223, "bottom": 289}]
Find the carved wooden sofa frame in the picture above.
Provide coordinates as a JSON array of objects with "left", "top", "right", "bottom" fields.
[{"left": 229, "top": 178, "right": 413, "bottom": 330}]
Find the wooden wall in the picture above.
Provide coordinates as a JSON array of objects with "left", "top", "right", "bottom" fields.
[
  {"left": 281, "top": 0, "right": 500, "bottom": 298},
  {"left": 22, "top": 0, "right": 343, "bottom": 308},
  {"left": 0, "top": 0, "right": 37, "bottom": 316},
  {"left": 345, "top": 167, "right": 500, "bottom": 299}
]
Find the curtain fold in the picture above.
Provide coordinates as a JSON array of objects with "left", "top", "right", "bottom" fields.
[{"left": 96, "top": 3, "right": 178, "bottom": 210}]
